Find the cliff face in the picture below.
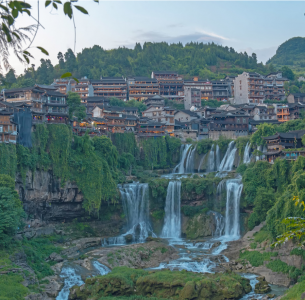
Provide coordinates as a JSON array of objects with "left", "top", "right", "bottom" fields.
[{"left": 16, "top": 169, "right": 86, "bottom": 222}]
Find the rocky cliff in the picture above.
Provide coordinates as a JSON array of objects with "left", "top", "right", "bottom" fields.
[{"left": 16, "top": 169, "right": 86, "bottom": 222}]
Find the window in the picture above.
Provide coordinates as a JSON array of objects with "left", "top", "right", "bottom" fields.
[{"left": 237, "top": 118, "right": 240, "bottom": 123}]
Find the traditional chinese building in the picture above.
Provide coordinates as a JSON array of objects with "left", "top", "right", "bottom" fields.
[{"left": 128, "top": 77, "right": 159, "bottom": 101}]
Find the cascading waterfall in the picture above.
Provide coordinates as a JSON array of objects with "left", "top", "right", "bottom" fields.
[
  {"left": 256, "top": 145, "right": 262, "bottom": 161},
  {"left": 173, "top": 144, "right": 192, "bottom": 174},
  {"left": 103, "top": 183, "right": 154, "bottom": 245},
  {"left": 243, "top": 142, "right": 251, "bottom": 164},
  {"left": 208, "top": 211, "right": 225, "bottom": 237},
  {"left": 197, "top": 154, "right": 206, "bottom": 172},
  {"left": 93, "top": 261, "right": 111, "bottom": 275},
  {"left": 215, "top": 144, "right": 221, "bottom": 171},
  {"left": 206, "top": 144, "right": 215, "bottom": 172},
  {"left": 161, "top": 181, "right": 181, "bottom": 238},
  {"left": 185, "top": 145, "right": 197, "bottom": 173},
  {"left": 218, "top": 141, "right": 237, "bottom": 172},
  {"left": 225, "top": 177, "right": 243, "bottom": 238},
  {"left": 56, "top": 267, "right": 84, "bottom": 300}
]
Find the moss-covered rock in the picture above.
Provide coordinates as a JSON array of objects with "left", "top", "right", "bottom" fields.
[
  {"left": 182, "top": 212, "right": 213, "bottom": 239},
  {"left": 254, "top": 276, "right": 271, "bottom": 294},
  {"left": 69, "top": 267, "right": 251, "bottom": 300}
]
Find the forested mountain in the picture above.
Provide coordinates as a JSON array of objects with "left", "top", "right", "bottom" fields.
[
  {"left": 2, "top": 42, "right": 268, "bottom": 87},
  {"left": 267, "top": 37, "right": 305, "bottom": 74}
]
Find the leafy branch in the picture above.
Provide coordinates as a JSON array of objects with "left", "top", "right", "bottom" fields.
[{"left": 0, "top": 0, "right": 98, "bottom": 71}]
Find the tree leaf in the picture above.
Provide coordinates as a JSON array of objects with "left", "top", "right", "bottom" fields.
[
  {"left": 63, "top": 1, "right": 73, "bottom": 18},
  {"left": 60, "top": 72, "right": 72, "bottom": 79},
  {"left": 54, "top": 0, "right": 62, "bottom": 3},
  {"left": 22, "top": 9, "right": 31, "bottom": 16},
  {"left": 23, "top": 50, "right": 33, "bottom": 58},
  {"left": 0, "top": 4, "right": 9, "bottom": 12},
  {"left": 2, "top": 23, "right": 12, "bottom": 42},
  {"left": 19, "top": 2, "right": 31, "bottom": 9},
  {"left": 72, "top": 77, "right": 79, "bottom": 83},
  {"left": 45, "top": 0, "right": 51, "bottom": 7},
  {"left": 8, "top": 15, "right": 15, "bottom": 25},
  {"left": 12, "top": 9, "right": 19, "bottom": 18},
  {"left": 93, "top": 0, "right": 99, "bottom": 3},
  {"left": 23, "top": 54, "right": 30, "bottom": 64},
  {"left": 53, "top": 2, "right": 58, "bottom": 9},
  {"left": 12, "top": 32, "right": 20, "bottom": 40},
  {"left": 74, "top": 5, "right": 88, "bottom": 14},
  {"left": 37, "top": 46, "right": 49, "bottom": 55}
]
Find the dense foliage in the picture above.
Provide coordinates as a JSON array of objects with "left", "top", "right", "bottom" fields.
[
  {"left": 267, "top": 37, "right": 305, "bottom": 73},
  {"left": 1, "top": 42, "right": 268, "bottom": 89},
  {"left": 0, "top": 175, "right": 24, "bottom": 246},
  {"left": 140, "top": 136, "right": 181, "bottom": 169},
  {"left": 251, "top": 119, "right": 305, "bottom": 147},
  {"left": 109, "top": 98, "right": 147, "bottom": 114}
]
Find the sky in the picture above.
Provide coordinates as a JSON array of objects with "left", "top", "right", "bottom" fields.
[{"left": 7, "top": 1, "right": 305, "bottom": 75}]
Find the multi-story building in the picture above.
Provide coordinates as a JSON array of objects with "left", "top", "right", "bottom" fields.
[
  {"left": 184, "top": 87, "right": 201, "bottom": 110},
  {"left": 264, "top": 73, "right": 287, "bottom": 101},
  {"left": 143, "top": 95, "right": 165, "bottom": 107},
  {"left": 73, "top": 78, "right": 93, "bottom": 102},
  {"left": 184, "top": 77, "right": 213, "bottom": 101},
  {"left": 287, "top": 93, "right": 305, "bottom": 104},
  {"left": 212, "top": 80, "right": 232, "bottom": 101},
  {"left": 234, "top": 72, "right": 265, "bottom": 104},
  {"left": 274, "top": 104, "right": 290, "bottom": 122},
  {"left": 137, "top": 118, "right": 165, "bottom": 138},
  {"left": 151, "top": 71, "right": 184, "bottom": 103},
  {"left": 85, "top": 96, "right": 109, "bottom": 114},
  {"left": 208, "top": 110, "right": 249, "bottom": 140},
  {"left": 0, "top": 110, "right": 17, "bottom": 144},
  {"left": 91, "top": 77, "right": 127, "bottom": 101},
  {"left": 128, "top": 77, "right": 159, "bottom": 101}
]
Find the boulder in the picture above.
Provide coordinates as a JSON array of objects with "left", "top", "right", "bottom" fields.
[
  {"left": 124, "top": 234, "right": 133, "bottom": 243},
  {"left": 254, "top": 276, "right": 271, "bottom": 294},
  {"left": 47, "top": 252, "right": 63, "bottom": 263}
]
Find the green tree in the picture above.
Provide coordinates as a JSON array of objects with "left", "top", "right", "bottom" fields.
[
  {"left": 290, "top": 85, "right": 300, "bottom": 94},
  {"left": 66, "top": 92, "right": 86, "bottom": 121},
  {"left": 300, "top": 84, "right": 305, "bottom": 93},
  {"left": 250, "top": 123, "right": 277, "bottom": 146},
  {"left": 0, "top": 175, "right": 24, "bottom": 246},
  {"left": 5, "top": 68, "right": 17, "bottom": 85},
  {"left": 281, "top": 66, "right": 295, "bottom": 80}
]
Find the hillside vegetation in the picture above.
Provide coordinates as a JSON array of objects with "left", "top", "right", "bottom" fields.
[
  {"left": 267, "top": 37, "right": 305, "bottom": 75},
  {"left": 1, "top": 42, "right": 268, "bottom": 87}
]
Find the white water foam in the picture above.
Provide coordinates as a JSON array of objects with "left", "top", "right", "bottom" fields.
[
  {"left": 56, "top": 267, "right": 84, "bottom": 300},
  {"left": 161, "top": 181, "right": 182, "bottom": 238},
  {"left": 93, "top": 261, "right": 111, "bottom": 275}
]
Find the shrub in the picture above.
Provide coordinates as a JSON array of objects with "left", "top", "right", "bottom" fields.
[{"left": 239, "top": 250, "right": 277, "bottom": 267}]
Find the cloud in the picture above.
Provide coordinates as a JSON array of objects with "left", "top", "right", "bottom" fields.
[{"left": 120, "top": 30, "right": 230, "bottom": 47}]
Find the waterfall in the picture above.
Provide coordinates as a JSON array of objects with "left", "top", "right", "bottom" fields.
[
  {"left": 198, "top": 154, "right": 206, "bottom": 172},
  {"left": 215, "top": 179, "right": 226, "bottom": 211},
  {"left": 218, "top": 141, "right": 237, "bottom": 172},
  {"left": 56, "top": 267, "right": 84, "bottom": 300},
  {"left": 185, "top": 145, "right": 197, "bottom": 173},
  {"left": 93, "top": 261, "right": 111, "bottom": 275},
  {"left": 215, "top": 144, "right": 221, "bottom": 171},
  {"left": 225, "top": 177, "right": 243, "bottom": 238},
  {"left": 173, "top": 144, "right": 192, "bottom": 174},
  {"left": 206, "top": 144, "right": 215, "bottom": 172},
  {"left": 243, "top": 142, "right": 251, "bottom": 164},
  {"left": 256, "top": 145, "right": 262, "bottom": 161},
  {"left": 161, "top": 181, "right": 181, "bottom": 238},
  {"left": 208, "top": 211, "right": 225, "bottom": 237},
  {"left": 103, "top": 183, "right": 154, "bottom": 245}
]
